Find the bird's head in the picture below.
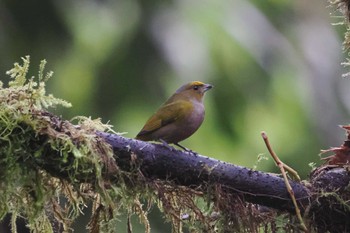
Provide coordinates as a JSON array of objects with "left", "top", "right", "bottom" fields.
[{"left": 175, "top": 81, "right": 213, "bottom": 102}]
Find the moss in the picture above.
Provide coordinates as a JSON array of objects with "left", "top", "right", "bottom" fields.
[
  {"left": 0, "top": 56, "right": 117, "bottom": 232},
  {"left": 329, "top": 0, "right": 350, "bottom": 77}
]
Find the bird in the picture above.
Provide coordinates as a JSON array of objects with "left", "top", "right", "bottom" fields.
[{"left": 136, "top": 81, "right": 213, "bottom": 150}]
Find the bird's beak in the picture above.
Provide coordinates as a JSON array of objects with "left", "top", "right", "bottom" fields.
[{"left": 204, "top": 84, "right": 213, "bottom": 92}]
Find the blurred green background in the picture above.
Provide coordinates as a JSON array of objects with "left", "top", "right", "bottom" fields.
[{"left": 0, "top": 0, "right": 349, "bottom": 231}]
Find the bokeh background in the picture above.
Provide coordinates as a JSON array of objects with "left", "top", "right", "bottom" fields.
[{"left": 0, "top": 0, "right": 349, "bottom": 232}]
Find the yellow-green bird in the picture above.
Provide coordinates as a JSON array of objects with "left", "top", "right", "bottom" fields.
[{"left": 136, "top": 81, "right": 213, "bottom": 150}]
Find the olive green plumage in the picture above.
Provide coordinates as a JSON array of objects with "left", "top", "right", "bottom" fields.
[{"left": 136, "top": 81, "right": 212, "bottom": 145}]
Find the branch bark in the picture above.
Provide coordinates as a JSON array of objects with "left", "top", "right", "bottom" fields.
[
  {"left": 97, "top": 132, "right": 350, "bottom": 232},
  {"left": 97, "top": 132, "right": 311, "bottom": 213}
]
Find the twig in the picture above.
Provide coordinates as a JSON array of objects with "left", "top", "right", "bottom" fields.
[
  {"left": 261, "top": 132, "right": 301, "bottom": 181},
  {"left": 261, "top": 131, "right": 307, "bottom": 232}
]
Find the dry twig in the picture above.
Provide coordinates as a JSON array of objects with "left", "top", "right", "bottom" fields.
[{"left": 261, "top": 131, "right": 307, "bottom": 232}]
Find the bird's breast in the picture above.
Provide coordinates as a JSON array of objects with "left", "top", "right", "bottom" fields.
[
  {"left": 165, "top": 102, "right": 204, "bottom": 143},
  {"left": 181, "top": 102, "right": 205, "bottom": 130}
]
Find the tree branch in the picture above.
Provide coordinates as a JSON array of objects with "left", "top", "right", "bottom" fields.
[
  {"left": 24, "top": 117, "right": 350, "bottom": 232},
  {"left": 97, "top": 132, "right": 311, "bottom": 213},
  {"left": 3, "top": 55, "right": 350, "bottom": 232},
  {"left": 4, "top": 112, "right": 350, "bottom": 232}
]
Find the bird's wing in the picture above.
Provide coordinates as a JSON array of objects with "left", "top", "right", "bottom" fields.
[{"left": 137, "top": 100, "right": 192, "bottom": 136}]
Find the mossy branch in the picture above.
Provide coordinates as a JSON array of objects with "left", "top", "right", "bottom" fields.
[
  {"left": 96, "top": 132, "right": 310, "bottom": 212},
  {"left": 1, "top": 56, "right": 350, "bottom": 233}
]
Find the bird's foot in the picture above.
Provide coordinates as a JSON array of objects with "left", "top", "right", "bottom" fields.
[
  {"left": 159, "top": 140, "right": 197, "bottom": 154},
  {"left": 174, "top": 143, "right": 197, "bottom": 155},
  {"left": 159, "top": 139, "right": 176, "bottom": 151}
]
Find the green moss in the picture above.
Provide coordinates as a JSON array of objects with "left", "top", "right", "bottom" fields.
[
  {"left": 329, "top": 0, "right": 350, "bottom": 77},
  {"left": 0, "top": 56, "right": 118, "bottom": 232}
]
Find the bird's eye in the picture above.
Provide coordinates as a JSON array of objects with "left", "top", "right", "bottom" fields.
[{"left": 193, "top": 85, "right": 199, "bottom": 90}]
